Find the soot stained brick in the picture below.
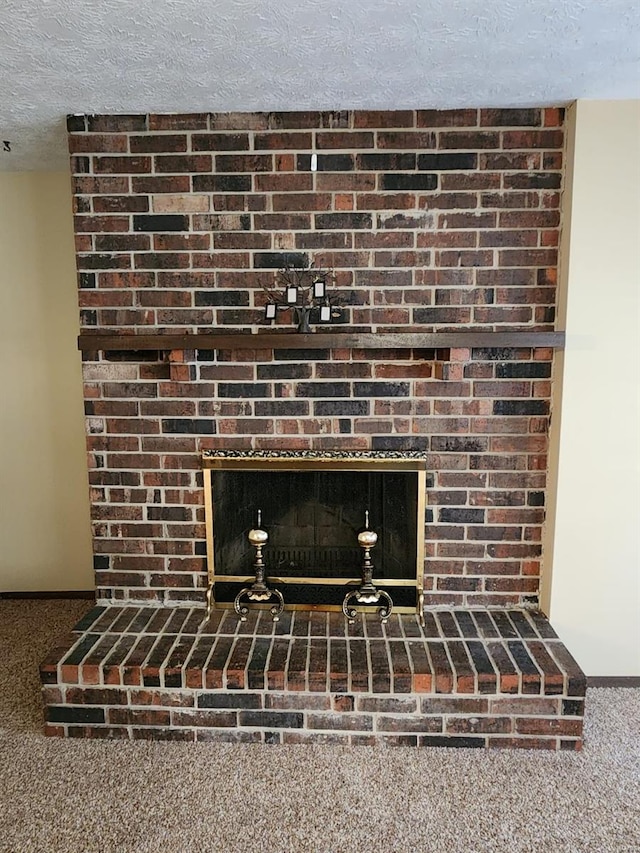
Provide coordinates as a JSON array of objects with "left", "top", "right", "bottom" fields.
[
  {"left": 218, "top": 383, "right": 271, "bottom": 398},
  {"left": 503, "top": 173, "right": 562, "bottom": 190},
  {"left": 493, "top": 401, "right": 549, "bottom": 416},
  {"left": 313, "top": 400, "right": 369, "bottom": 416},
  {"left": 496, "top": 363, "right": 552, "bottom": 379},
  {"left": 381, "top": 173, "right": 438, "bottom": 191},
  {"left": 79, "top": 273, "right": 96, "bottom": 289},
  {"left": 253, "top": 252, "right": 309, "bottom": 269},
  {"left": 273, "top": 349, "right": 330, "bottom": 361},
  {"left": 353, "top": 382, "right": 410, "bottom": 398},
  {"left": 257, "top": 364, "right": 312, "bottom": 380},
  {"left": 315, "top": 213, "right": 372, "bottom": 230},
  {"left": 194, "top": 291, "right": 250, "bottom": 306},
  {"left": 161, "top": 419, "right": 216, "bottom": 434},
  {"left": 147, "top": 507, "right": 192, "bottom": 521},
  {"left": 418, "top": 154, "right": 477, "bottom": 170},
  {"left": 192, "top": 174, "right": 252, "bottom": 193},
  {"left": 71, "top": 156, "right": 91, "bottom": 173},
  {"left": 439, "top": 508, "right": 485, "bottom": 524},
  {"left": 481, "top": 108, "right": 541, "bottom": 127},
  {"left": 133, "top": 215, "right": 189, "bottom": 232},
  {"left": 416, "top": 735, "right": 483, "bottom": 748},
  {"left": 297, "top": 154, "right": 354, "bottom": 171},
  {"left": 295, "top": 382, "right": 350, "bottom": 398},
  {"left": 198, "top": 693, "right": 262, "bottom": 709},
  {"left": 528, "top": 492, "right": 545, "bottom": 507},
  {"left": 472, "top": 348, "right": 517, "bottom": 361},
  {"left": 356, "top": 153, "right": 416, "bottom": 170},
  {"left": 239, "top": 711, "right": 303, "bottom": 728},
  {"left": 48, "top": 706, "right": 105, "bottom": 724},
  {"left": 255, "top": 401, "right": 309, "bottom": 416},
  {"left": 87, "top": 115, "right": 147, "bottom": 132},
  {"left": 372, "top": 437, "right": 429, "bottom": 451},
  {"left": 67, "top": 114, "right": 87, "bottom": 132},
  {"left": 562, "top": 699, "right": 584, "bottom": 716},
  {"left": 431, "top": 437, "right": 488, "bottom": 453}
]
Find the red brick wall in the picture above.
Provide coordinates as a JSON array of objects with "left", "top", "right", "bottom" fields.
[{"left": 70, "top": 109, "right": 564, "bottom": 607}]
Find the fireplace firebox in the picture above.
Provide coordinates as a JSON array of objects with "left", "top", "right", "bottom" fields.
[{"left": 202, "top": 451, "right": 427, "bottom": 619}]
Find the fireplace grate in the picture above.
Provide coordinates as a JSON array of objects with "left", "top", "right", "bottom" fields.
[{"left": 269, "top": 547, "right": 362, "bottom": 576}]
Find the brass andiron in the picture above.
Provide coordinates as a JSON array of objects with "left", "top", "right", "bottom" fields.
[
  {"left": 234, "top": 510, "right": 284, "bottom": 622},
  {"left": 342, "top": 510, "right": 393, "bottom": 624}
]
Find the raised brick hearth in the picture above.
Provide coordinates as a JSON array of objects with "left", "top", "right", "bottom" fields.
[
  {"left": 41, "top": 606, "right": 585, "bottom": 748},
  {"left": 39, "top": 107, "right": 587, "bottom": 748}
]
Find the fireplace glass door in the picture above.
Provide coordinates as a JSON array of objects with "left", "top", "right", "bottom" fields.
[{"left": 202, "top": 452, "right": 426, "bottom": 614}]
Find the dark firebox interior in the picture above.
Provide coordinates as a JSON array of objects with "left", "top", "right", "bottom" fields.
[{"left": 211, "top": 470, "right": 418, "bottom": 585}]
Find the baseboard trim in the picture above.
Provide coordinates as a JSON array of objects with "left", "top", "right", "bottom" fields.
[
  {"left": 0, "top": 590, "right": 96, "bottom": 600},
  {"left": 588, "top": 676, "right": 640, "bottom": 688}
]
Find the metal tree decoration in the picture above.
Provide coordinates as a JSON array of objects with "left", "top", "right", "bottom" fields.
[{"left": 262, "top": 263, "right": 343, "bottom": 333}]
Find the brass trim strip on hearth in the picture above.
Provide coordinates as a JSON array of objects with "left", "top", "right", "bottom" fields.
[{"left": 214, "top": 575, "right": 418, "bottom": 587}]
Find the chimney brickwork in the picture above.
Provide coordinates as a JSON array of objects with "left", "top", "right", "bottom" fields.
[{"left": 69, "top": 109, "right": 564, "bottom": 608}]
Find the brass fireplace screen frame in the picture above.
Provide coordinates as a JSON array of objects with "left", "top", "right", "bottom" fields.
[{"left": 202, "top": 451, "right": 427, "bottom": 617}]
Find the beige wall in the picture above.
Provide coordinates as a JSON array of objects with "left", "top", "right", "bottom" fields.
[
  {"left": 544, "top": 100, "right": 640, "bottom": 676},
  {"left": 0, "top": 172, "right": 94, "bottom": 591}
]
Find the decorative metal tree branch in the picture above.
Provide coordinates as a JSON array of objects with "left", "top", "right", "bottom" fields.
[{"left": 262, "top": 264, "right": 343, "bottom": 333}]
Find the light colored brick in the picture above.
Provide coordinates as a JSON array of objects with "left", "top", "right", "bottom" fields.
[{"left": 152, "top": 194, "right": 210, "bottom": 213}]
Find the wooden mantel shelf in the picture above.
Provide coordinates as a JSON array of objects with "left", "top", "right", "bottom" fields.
[{"left": 77, "top": 330, "right": 565, "bottom": 353}]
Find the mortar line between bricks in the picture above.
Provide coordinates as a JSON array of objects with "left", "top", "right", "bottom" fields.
[
  {"left": 158, "top": 633, "right": 184, "bottom": 685},
  {"left": 403, "top": 636, "right": 415, "bottom": 685},
  {"left": 282, "top": 634, "right": 294, "bottom": 691},
  {"left": 192, "top": 632, "right": 219, "bottom": 682},
  {"left": 244, "top": 633, "right": 259, "bottom": 690},
  {"left": 498, "top": 639, "right": 524, "bottom": 693},
  {"left": 220, "top": 637, "right": 236, "bottom": 688},
  {"left": 363, "top": 634, "right": 373, "bottom": 693},
  {"left": 380, "top": 633, "right": 392, "bottom": 692},
  {"left": 261, "top": 633, "right": 277, "bottom": 694},
  {"left": 438, "top": 639, "right": 457, "bottom": 692},
  {"left": 303, "top": 634, "right": 312, "bottom": 693}
]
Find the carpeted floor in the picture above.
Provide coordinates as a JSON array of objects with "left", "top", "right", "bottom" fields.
[{"left": 1, "top": 600, "right": 638, "bottom": 853}]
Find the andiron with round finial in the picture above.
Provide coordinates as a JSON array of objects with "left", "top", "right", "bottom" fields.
[
  {"left": 342, "top": 509, "right": 393, "bottom": 624},
  {"left": 234, "top": 509, "right": 284, "bottom": 622}
]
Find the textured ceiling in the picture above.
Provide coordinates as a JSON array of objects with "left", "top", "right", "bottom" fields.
[{"left": 1, "top": 0, "right": 639, "bottom": 171}]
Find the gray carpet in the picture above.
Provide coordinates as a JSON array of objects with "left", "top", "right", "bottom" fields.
[{"left": 1, "top": 600, "right": 638, "bottom": 853}]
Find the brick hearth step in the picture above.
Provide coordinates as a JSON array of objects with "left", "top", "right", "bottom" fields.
[{"left": 40, "top": 607, "right": 586, "bottom": 749}]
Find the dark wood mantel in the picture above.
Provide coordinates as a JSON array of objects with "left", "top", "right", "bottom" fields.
[{"left": 77, "top": 330, "right": 565, "bottom": 353}]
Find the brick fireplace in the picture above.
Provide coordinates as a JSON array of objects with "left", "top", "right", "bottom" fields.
[{"left": 40, "top": 108, "right": 586, "bottom": 747}]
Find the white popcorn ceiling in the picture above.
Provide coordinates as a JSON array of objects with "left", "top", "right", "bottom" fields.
[{"left": 1, "top": 0, "right": 638, "bottom": 171}]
